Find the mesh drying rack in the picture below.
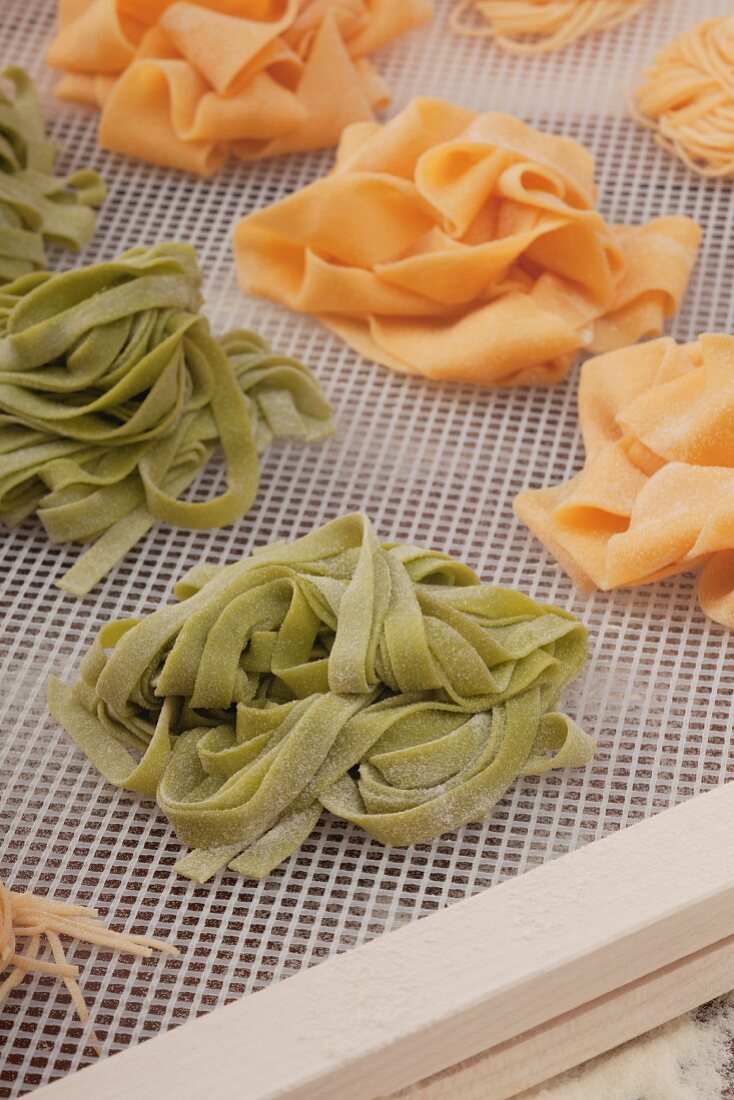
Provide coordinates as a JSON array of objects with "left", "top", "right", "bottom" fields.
[{"left": 2, "top": 1, "right": 734, "bottom": 1095}]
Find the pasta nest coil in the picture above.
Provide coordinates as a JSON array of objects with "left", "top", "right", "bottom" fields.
[
  {"left": 235, "top": 97, "right": 700, "bottom": 387},
  {"left": 46, "top": 0, "right": 433, "bottom": 175},
  {"left": 633, "top": 16, "right": 734, "bottom": 178},
  {"left": 0, "top": 67, "right": 104, "bottom": 283},
  {"left": 451, "top": 1, "right": 652, "bottom": 55},
  {"left": 0, "top": 243, "right": 334, "bottom": 595},
  {"left": 48, "top": 513, "right": 593, "bottom": 883}
]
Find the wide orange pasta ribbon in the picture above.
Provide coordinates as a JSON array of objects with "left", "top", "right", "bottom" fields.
[
  {"left": 46, "top": 0, "right": 432, "bottom": 175},
  {"left": 514, "top": 334, "right": 734, "bottom": 628},
  {"left": 234, "top": 98, "right": 700, "bottom": 386}
]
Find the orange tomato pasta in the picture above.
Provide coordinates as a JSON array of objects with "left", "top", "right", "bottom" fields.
[
  {"left": 46, "top": 0, "right": 432, "bottom": 175},
  {"left": 633, "top": 16, "right": 734, "bottom": 178},
  {"left": 234, "top": 97, "right": 700, "bottom": 387},
  {"left": 514, "top": 334, "right": 734, "bottom": 629}
]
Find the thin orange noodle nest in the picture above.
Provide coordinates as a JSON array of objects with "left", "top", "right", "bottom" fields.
[
  {"left": 514, "top": 334, "right": 734, "bottom": 629},
  {"left": 46, "top": 0, "right": 432, "bottom": 176},
  {"left": 0, "top": 880, "right": 177, "bottom": 1044},
  {"left": 234, "top": 97, "right": 700, "bottom": 387},
  {"left": 633, "top": 16, "right": 734, "bottom": 179},
  {"left": 451, "top": 0, "right": 651, "bottom": 55}
]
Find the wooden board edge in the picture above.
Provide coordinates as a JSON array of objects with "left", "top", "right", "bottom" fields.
[
  {"left": 31, "top": 781, "right": 734, "bottom": 1100},
  {"left": 391, "top": 931, "right": 734, "bottom": 1098}
]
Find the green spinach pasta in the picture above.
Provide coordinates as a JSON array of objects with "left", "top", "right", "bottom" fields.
[
  {"left": 49, "top": 514, "right": 594, "bottom": 882},
  {"left": 0, "top": 67, "right": 104, "bottom": 282},
  {"left": 0, "top": 243, "right": 334, "bottom": 595}
]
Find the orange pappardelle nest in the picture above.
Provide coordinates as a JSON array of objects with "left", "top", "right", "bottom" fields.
[
  {"left": 633, "top": 16, "right": 734, "bottom": 179},
  {"left": 514, "top": 334, "right": 734, "bottom": 629},
  {"left": 46, "top": 0, "right": 433, "bottom": 175},
  {"left": 234, "top": 97, "right": 700, "bottom": 387},
  {"left": 451, "top": 0, "right": 652, "bottom": 55}
]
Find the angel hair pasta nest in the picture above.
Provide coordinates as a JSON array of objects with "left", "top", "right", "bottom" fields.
[
  {"left": 49, "top": 514, "right": 594, "bottom": 883},
  {"left": 451, "top": 0, "right": 652, "bottom": 55},
  {"left": 633, "top": 16, "right": 734, "bottom": 178}
]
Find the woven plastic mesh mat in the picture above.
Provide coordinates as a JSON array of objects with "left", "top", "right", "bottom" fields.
[{"left": 3, "top": 0, "right": 734, "bottom": 1094}]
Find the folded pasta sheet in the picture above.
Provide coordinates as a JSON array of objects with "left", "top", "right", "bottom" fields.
[
  {"left": 46, "top": 0, "right": 433, "bottom": 175},
  {"left": 48, "top": 513, "right": 593, "bottom": 882},
  {"left": 0, "top": 243, "right": 334, "bottom": 595},
  {"left": 0, "top": 67, "right": 104, "bottom": 282},
  {"left": 514, "top": 335, "right": 734, "bottom": 628},
  {"left": 234, "top": 98, "right": 700, "bottom": 386}
]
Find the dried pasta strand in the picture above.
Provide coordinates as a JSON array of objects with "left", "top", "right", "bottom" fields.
[
  {"left": 0, "top": 879, "right": 177, "bottom": 1045},
  {"left": 49, "top": 513, "right": 594, "bottom": 883},
  {"left": 0, "top": 67, "right": 104, "bottom": 282},
  {"left": 451, "top": 0, "right": 651, "bottom": 55},
  {"left": 0, "top": 243, "right": 334, "bottom": 595},
  {"left": 632, "top": 16, "right": 734, "bottom": 178}
]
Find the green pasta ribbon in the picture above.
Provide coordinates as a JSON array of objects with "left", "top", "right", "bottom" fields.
[
  {"left": 0, "top": 242, "right": 334, "bottom": 594},
  {"left": 0, "top": 67, "right": 104, "bottom": 282},
  {"left": 48, "top": 514, "right": 594, "bottom": 882}
]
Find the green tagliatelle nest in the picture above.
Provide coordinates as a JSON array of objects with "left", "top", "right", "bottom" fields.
[
  {"left": 0, "top": 243, "right": 334, "bottom": 594},
  {"left": 49, "top": 514, "right": 594, "bottom": 882},
  {"left": 0, "top": 67, "right": 104, "bottom": 281}
]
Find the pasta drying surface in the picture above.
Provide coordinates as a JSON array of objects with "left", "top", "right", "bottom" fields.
[{"left": 2, "top": 0, "right": 734, "bottom": 1095}]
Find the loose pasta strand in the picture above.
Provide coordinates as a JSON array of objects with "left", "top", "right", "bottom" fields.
[
  {"left": 452, "top": 1, "right": 651, "bottom": 54},
  {"left": 0, "top": 880, "right": 177, "bottom": 1049},
  {"left": 632, "top": 16, "right": 734, "bottom": 178}
]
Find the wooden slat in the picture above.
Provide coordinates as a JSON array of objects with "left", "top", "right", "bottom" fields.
[
  {"left": 393, "top": 932, "right": 734, "bottom": 1098},
  {"left": 32, "top": 782, "right": 734, "bottom": 1100}
]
